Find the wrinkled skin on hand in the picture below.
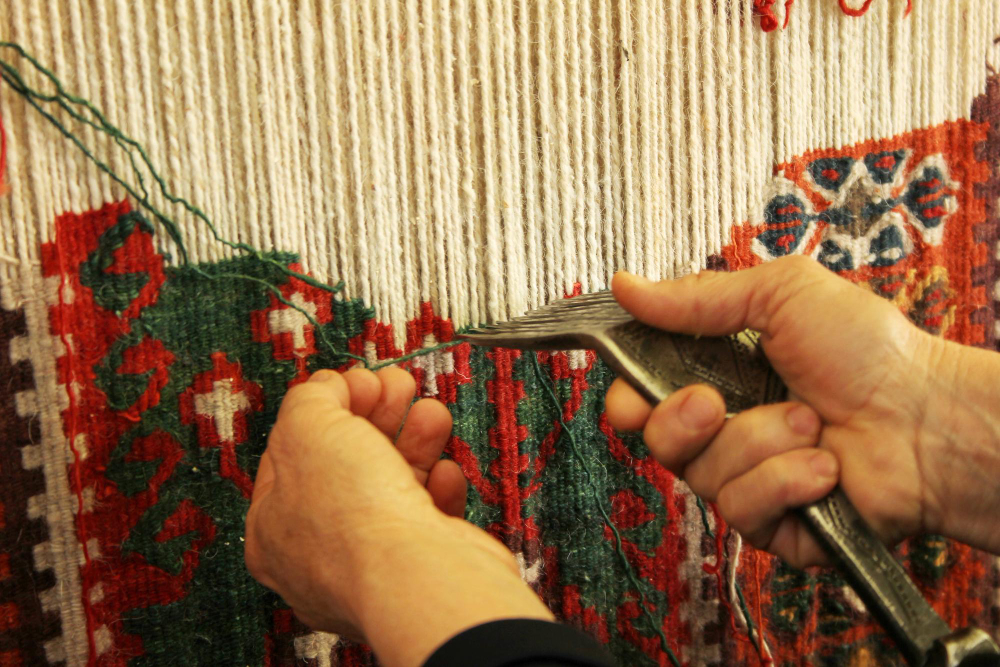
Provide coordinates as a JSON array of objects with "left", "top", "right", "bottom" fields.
[
  {"left": 606, "top": 255, "right": 1000, "bottom": 567},
  {"left": 245, "top": 368, "right": 552, "bottom": 667},
  {"left": 245, "top": 367, "right": 467, "bottom": 634}
]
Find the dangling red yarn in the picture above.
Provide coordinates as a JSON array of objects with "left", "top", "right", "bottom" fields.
[
  {"left": 757, "top": 0, "right": 911, "bottom": 31},
  {"left": 838, "top": 0, "right": 875, "bottom": 17},
  {"left": 782, "top": 0, "right": 795, "bottom": 28},
  {"left": 752, "top": 0, "right": 781, "bottom": 32},
  {"left": 752, "top": 0, "right": 796, "bottom": 32},
  {"left": 0, "top": 104, "right": 8, "bottom": 196}
]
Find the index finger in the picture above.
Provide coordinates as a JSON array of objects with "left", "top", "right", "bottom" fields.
[
  {"left": 275, "top": 369, "right": 351, "bottom": 422},
  {"left": 605, "top": 377, "right": 654, "bottom": 431}
]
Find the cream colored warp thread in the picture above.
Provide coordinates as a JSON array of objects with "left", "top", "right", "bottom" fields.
[{"left": 1, "top": 1, "right": 999, "bottom": 339}]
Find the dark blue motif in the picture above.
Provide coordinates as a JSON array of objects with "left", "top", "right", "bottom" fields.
[
  {"left": 817, "top": 206, "right": 853, "bottom": 227},
  {"left": 903, "top": 166, "right": 950, "bottom": 228},
  {"left": 869, "top": 225, "right": 909, "bottom": 267},
  {"left": 808, "top": 157, "right": 855, "bottom": 192},
  {"left": 759, "top": 194, "right": 813, "bottom": 256},
  {"left": 816, "top": 239, "right": 854, "bottom": 272},
  {"left": 863, "top": 150, "right": 907, "bottom": 184}
]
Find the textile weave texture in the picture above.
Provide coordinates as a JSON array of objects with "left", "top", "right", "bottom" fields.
[{"left": 2, "top": 2, "right": 1000, "bottom": 666}]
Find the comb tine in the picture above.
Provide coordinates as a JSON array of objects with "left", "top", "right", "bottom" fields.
[{"left": 459, "top": 290, "right": 633, "bottom": 350}]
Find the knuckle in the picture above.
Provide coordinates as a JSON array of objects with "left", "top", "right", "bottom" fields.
[
  {"left": 243, "top": 540, "right": 267, "bottom": 582},
  {"left": 715, "top": 486, "right": 744, "bottom": 528},
  {"left": 766, "top": 459, "right": 796, "bottom": 506},
  {"left": 681, "top": 464, "right": 714, "bottom": 500},
  {"left": 782, "top": 254, "right": 816, "bottom": 273},
  {"left": 683, "top": 271, "right": 717, "bottom": 318},
  {"left": 643, "top": 427, "right": 683, "bottom": 472},
  {"left": 723, "top": 412, "right": 756, "bottom": 446}
]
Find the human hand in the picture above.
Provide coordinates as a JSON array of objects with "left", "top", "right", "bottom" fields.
[
  {"left": 605, "top": 255, "right": 1000, "bottom": 567},
  {"left": 245, "top": 368, "right": 552, "bottom": 667}
]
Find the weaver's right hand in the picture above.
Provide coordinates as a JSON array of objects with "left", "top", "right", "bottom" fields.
[{"left": 605, "top": 255, "right": 1000, "bottom": 567}]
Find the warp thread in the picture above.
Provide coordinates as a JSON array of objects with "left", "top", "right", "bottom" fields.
[
  {"left": 0, "top": 42, "right": 480, "bottom": 374},
  {"left": 54, "top": 230, "right": 98, "bottom": 664},
  {"left": 0, "top": 101, "right": 7, "bottom": 196},
  {"left": 1, "top": 39, "right": 775, "bottom": 665}
]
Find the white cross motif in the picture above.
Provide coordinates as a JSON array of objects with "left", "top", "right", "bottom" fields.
[
  {"left": 514, "top": 551, "right": 542, "bottom": 586},
  {"left": 267, "top": 292, "right": 318, "bottom": 352},
  {"left": 192, "top": 379, "right": 251, "bottom": 443}
]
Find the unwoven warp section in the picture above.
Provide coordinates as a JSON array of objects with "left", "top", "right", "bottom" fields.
[{"left": 1, "top": 1, "right": 1000, "bottom": 665}]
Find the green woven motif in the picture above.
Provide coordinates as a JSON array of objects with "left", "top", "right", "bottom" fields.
[
  {"left": 45, "top": 203, "right": 994, "bottom": 667},
  {"left": 105, "top": 257, "right": 367, "bottom": 665},
  {"left": 59, "top": 204, "right": 695, "bottom": 666}
]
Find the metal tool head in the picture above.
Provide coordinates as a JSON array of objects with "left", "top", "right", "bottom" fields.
[{"left": 458, "top": 291, "right": 633, "bottom": 350}]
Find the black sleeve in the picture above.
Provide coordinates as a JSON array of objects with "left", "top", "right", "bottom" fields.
[{"left": 422, "top": 618, "right": 617, "bottom": 667}]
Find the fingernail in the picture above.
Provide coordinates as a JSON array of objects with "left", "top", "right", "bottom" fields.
[
  {"left": 679, "top": 391, "right": 721, "bottom": 430},
  {"left": 310, "top": 369, "right": 338, "bottom": 382},
  {"left": 786, "top": 404, "right": 820, "bottom": 436},
  {"left": 810, "top": 451, "right": 838, "bottom": 479}
]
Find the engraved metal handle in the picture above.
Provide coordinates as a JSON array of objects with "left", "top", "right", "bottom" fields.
[
  {"left": 801, "top": 491, "right": 950, "bottom": 665},
  {"left": 597, "top": 321, "right": 999, "bottom": 666}
]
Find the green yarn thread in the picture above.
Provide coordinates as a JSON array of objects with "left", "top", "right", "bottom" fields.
[
  {"left": 0, "top": 41, "right": 464, "bottom": 372},
  {"left": 531, "top": 354, "right": 682, "bottom": 667},
  {"left": 0, "top": 42, "right": 358, "bottom": 361},
  {"left": 694, "top": 496, "right": 769, "bottom": 662},
  {"left": 1, "top": 40, "right": 770, "bottom": 662}
]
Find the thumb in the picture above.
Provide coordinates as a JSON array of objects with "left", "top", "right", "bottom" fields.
[{"left": 611, "top": 255, "right": 825, "bottom": 336}]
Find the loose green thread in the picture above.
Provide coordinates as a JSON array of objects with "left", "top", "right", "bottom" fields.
[
  {"left": 530, "top": 354, "right": 682, "bottom": 667},
  {"left": 694, "top": 496, "right": 768, "bottom": 661},
  {"left": 0, "top": 42, "right": 336, "bottom": 292},
  {"left": 0, "top": 44, "right": 768, "bottom": 660},
  {"left": 370, "top": 340, "right": 463, "bottom": 371},
  {"left": 0, "top": 42, "right": 486, "bottom": 375},
  {"left": 0, "top": 42, "right": 345, "bottom": 354}
]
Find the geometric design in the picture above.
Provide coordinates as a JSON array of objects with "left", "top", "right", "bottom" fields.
[
  {"left": 970, "top": 70, "right": 1000, "bottom": 353},
  {"left": 7, "top": 72, "right": 1000, "bottom": 667},
  {"left": 720, "top": 117, "right": 993, "bottom": 345},
  {"left": 252, "top": 278, "right": 334, "bottom": 386},
  {"left": 0, "top": 301, "right": 62, "bottom": 666},
  {"left": 26, "top": 200, "right": 719, "bottom": 666},
  {"left": 179, "top": 351, "right": 263, "bottom": 498},
  {"left": 709, "top": 74, "right": 1000, "bottom": 666}
]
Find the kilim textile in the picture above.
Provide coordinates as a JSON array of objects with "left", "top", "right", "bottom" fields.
[{"left": 1, "top": 2, "right": 1000, "bottom": 665}]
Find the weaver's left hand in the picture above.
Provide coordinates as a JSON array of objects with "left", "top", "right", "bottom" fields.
[{"left": 245, "top": 367, "right": 553, "bottom": 667}]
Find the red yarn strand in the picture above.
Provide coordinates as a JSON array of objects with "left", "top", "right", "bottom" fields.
[
  {"left": 757, "top": 0, "right": 910, "bottom": 30},
  {"left": 753, "top": 552, "right": 772, "bottom": 666},
  {"left": 837, "top": 0, "right": 875, "bottom": 18},
  {"left": 56, "top": 244, "right": 99, "bottom": 664}
]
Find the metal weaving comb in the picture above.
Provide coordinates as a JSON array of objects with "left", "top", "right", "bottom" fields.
[{"left": 459, "top": 291, "right": 1000, "bottom": 667}]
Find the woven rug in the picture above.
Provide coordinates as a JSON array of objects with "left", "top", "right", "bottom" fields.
[{"left": 1, "top": 2, "right": 1000, "bottom": 665}]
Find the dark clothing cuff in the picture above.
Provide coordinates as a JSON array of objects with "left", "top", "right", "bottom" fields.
[{"left": 422, "top": 618, "right": 617, "bottom": 667}]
